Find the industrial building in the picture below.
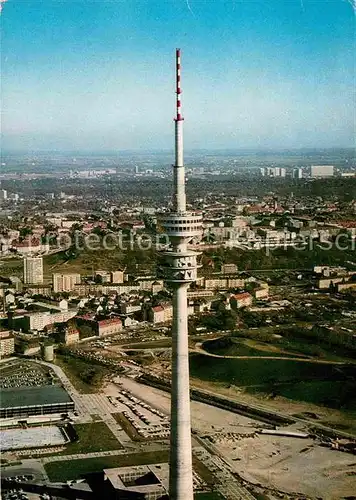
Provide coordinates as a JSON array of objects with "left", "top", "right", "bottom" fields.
[{"left": 0, "top": 385, "right": 74, "bottom": 419}]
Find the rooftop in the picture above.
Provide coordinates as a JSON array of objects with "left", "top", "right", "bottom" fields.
[
  {"left": 104, "top": 463, "right": 169, "bottom": 495},
  {"left": 1, "top": 385, "right": 72, "bottom": 409}
]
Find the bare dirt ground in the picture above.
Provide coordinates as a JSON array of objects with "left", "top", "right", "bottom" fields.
[
  {"left": 190, "top": 377, "right": 356, "bottom": 435},
  {"left": 107, "top": 377, "right": 356, "bottom": 500}
]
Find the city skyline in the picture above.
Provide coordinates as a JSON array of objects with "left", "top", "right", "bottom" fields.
[{"left": 1, "top": 0, "right": 355, "bottom": 152}]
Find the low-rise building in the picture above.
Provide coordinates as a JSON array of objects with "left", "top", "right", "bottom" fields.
[
  {"left": 204, "top": 278, "right": 228, "bottom": 290},
  {"left": 77, "top": 316, "right": 123, "bottom": 337},
  {"left": 149, "top": 303, "right": 173, "bottom": 324},
  {"left": 337, "top": 282, "right": 356, "bottom": 292},
  {"left": 230, "top": 292, "right": 253, "bottom": 309},
  {"left": 111, "top": 270, "right": 124, "bottom": 283},
  {"left": 0, "top": 331, "right": 15, "bottom": 357},
  {"left": 254, "top": 287, "right": 269, "bottom": 299},
  {"left": 58, "top": 322, "right": 80, "bottom": 344},
  {"left": 10, "top": 309, "right": 77, "bottom": 333},
  {"left": 221, "top": 263, "right": 238, "bottom": 274},
  {"left": 120, "top": 301, "right": 142, "bottom": 315},
  {"left": 97, "top": 318, "right": 123, "bottom": 336}
]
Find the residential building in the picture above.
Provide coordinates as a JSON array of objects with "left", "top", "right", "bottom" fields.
[
  {"left": 0, "top": 189, "right": 8, "bottom": 201},
  {"left": 16, "top": 238, "right": 49, "bottom": 255},
  {"left": 204, "top": 278, "right": 228, "bottom": 290},
  {"left": 97, "top": 318, "right": 123, "bottom": 336},
  {"left": 227, "top": 277, "right": 245, "bottom": 288},
  {"left": 53, "top": 273, "right": 81, "bottom": 293},
  {"left": 230, "top": 292, "right": 253, "bottom": 309},
  {"left": 111, "top": 270, "right": 124, "bottom": 283},
  {"left": 0, "top": 331, "right": 15, "bottom": 357},
  {"left": 120, "top": 301, "right": 142, "bottom": 315},
  {"left": 221, "top": 263, "right": 238, "bottom": 274},
  {"left": 150, "top": 305, "right": 165, "bottom": 324},
  {"left": 11, "top": 309, "right": 77, "bottom": 332},
  {"left": 337, "top": 282, "right": 356, "bottom": 292},
  {"left": 149, "top": 303, "right": 173, "bottom": 324},
  {"left": 58, "top": 323, "right": 80, "bottom": 345},
  {"left": 95, "top": 270, "right": 111, "bottom": 283},
  {"left": 24, "top": 256, "right": 43, "bottom": 284},
  {"left": 77, "top": 316, "right": 123, "bottom": 336},
  {"left": 254, "top": 287, "right": 269, "bottom": 299},
  {"left": 310, "top": 165, "right": 334, "bottom": 178}
]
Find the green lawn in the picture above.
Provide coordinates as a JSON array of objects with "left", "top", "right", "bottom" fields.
[
  {"left": 202, "top": 337, "right": 301, "bottom": 358},
  {"left": 122, "top": 339, "right": 172, "bottom": 350},
  {"left": 45, "top": 450, "right": 170, "bottom": 482},
  {"left": 189, "top": 353, "right": 356, "bottom": 410},
  {"left": 112, "top": 413, "right": 145, "bottom": 441},
  {"left": 60, "top": 422, "right": 122, "bottom": 455},
  {"left": 54, "top": 355, "right": 108, "bottom": 393}
]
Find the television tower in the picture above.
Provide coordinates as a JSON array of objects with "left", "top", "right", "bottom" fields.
[{"left": 159, "top": 49, "right": 202, "bottom": 499}]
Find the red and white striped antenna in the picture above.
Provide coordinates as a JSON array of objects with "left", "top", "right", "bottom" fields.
[{"left": 175, "top": 48, "right": 183, "bottom": 122}]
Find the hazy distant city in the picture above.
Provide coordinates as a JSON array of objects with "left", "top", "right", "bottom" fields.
[{"left": 1, "top": 145, "right": 355, "bottom": 500}]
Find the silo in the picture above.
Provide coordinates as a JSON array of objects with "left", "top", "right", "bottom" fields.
[{"left": 41, "top": 343, "right": 54, "bottom": 362}]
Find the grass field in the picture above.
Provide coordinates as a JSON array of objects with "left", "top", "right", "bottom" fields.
[
  {"left": 54, "top": 355, "right": 108, "bottom": 393},
  {"left": 60, "top": 422, "right": 122, "bottom": 455},
  {"left": 112, "top": 413, "right": 145, "bottom": 441},
  {"left": 121, "top": 339, "right": 172, "bottom": 350},
  {"left": 45, "top": 450, "right": 170, "bottom": 482},
  {"left": 202, "top": 337, "right": 303, "bottom": 359},
  {"left": 189, "top": 353, "right": 356, "bottom": 410}
]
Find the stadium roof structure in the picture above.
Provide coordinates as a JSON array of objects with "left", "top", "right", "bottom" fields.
[{"left": 1, "top": 385, "right": 72, "bottom": 409}]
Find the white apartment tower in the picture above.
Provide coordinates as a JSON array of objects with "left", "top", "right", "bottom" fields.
[
  {"left": 159, "top": 49, "right": 202, "bottom": 500},
  {"left": 24, "top": 256, "right": 43, "bottom": 284},
  {"left": 0, "top": 189, "right": 8, "bottom": 201}
]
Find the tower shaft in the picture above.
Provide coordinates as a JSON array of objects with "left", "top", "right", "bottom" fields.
[
  {"left": 170, "top": 282, "right": 193, "bottom": 498},
  {"left": 158, "top": 49, "right": 202, "bottom": 500}
]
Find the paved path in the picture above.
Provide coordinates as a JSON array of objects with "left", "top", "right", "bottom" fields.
[
  {"left": 193, "top": 445, "right": 255, "bottom": 500},
  {"left": 81, "top": 393, "right": 133, "bottom": 447},
  {"left": 40, "top": 441, "right": 169, "bottom": 464},
  {"left": 31, "top": 360, "right": 131, "bottom": 447}
]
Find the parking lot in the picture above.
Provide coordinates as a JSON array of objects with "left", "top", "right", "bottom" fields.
[{"left": 0, "top": 362, "right": 54, "bottom": 389}]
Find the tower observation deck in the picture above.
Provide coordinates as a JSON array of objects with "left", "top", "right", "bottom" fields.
[{"left": 158, "top": 49, "right": 202, "bottom": 500}]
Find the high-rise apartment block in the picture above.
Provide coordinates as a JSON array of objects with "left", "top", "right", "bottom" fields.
[
  {"left": 24, "top": 256, "right": 43, "bottom": 284},
  {"left": 53, "top": 273, "right": 81, "bottom": 293},
  {"left": 260, "top": 167, "right": 286, "bottom": 177},
  {"left": 0, "top": 189, "right": 8, "bottom": 201},
  {"left": 293, "top": 168, "right": 303, "bottom": 179}
]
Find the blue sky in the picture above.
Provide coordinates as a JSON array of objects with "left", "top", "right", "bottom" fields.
[{"left": 1, "top": 0, "right": 355, "bottom": 152}]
